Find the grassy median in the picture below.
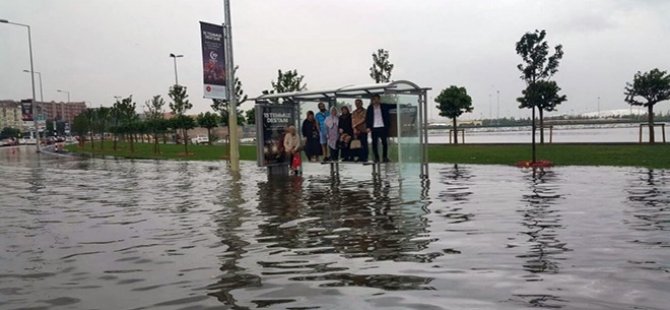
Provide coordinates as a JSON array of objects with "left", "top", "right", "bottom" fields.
[{"left": 65, "top": 142, "right": 670, "bottom": 169}]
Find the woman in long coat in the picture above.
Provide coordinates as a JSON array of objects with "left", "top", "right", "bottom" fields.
[
  {"left": 324, "top": 107, "right": 340, "bottom": 161},
  {"left": 302, "top": 111, "right": 322, "bottom": 162}
]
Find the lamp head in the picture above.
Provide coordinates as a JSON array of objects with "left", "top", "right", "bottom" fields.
[{"left": 0, "top": 19, "right": 8, "bottom": 23}]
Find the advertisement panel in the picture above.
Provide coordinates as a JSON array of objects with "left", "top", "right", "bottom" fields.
[
  {"left": 256, "top": 105, "right": 296, "bottom": 167},
  {"left": 20, "top": 99, "right": 33, "bottom": 121},
  {"left": 199, "top": 22, "right": 227, "bottom": 99},
  {"left": 389, "top": 104, "right": 418, "bottom": 138}
]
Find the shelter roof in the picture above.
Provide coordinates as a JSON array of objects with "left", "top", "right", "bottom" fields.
[{"left": 254, "top": 80, "right": 430, "bottom": 102}]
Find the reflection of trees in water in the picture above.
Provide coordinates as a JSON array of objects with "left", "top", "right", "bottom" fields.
[
  {"left": 625, "top": 169, "right": 670, "bottom": 233},
  {"left": 434, "top": 164, "right": 474, "bottom": 224},
  {"left": 515, "top": 168, "right": 569, "bottom": 309},
  {"left": 253, "top": 174, "right": 435, "bottom": 290},
  {"left": 518, "top": 168, "right": 569, "bottom": 275},
  {"left": 208, "top": 172, "right": 261, "bottom": 308},
  {"left": 172, "top": 162, "right": 195, "bottom": 213}
]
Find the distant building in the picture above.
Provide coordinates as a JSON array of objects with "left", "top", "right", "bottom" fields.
[
  {"left": 0, "top": 100, "right": 23, "bottom": 129},
  {"left": 41, "top": 101, "right": 87, "bottom": 122}
]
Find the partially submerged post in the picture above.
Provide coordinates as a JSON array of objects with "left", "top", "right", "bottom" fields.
[{"left": 254, "top": 80, "right": 431, "bottom": 179}]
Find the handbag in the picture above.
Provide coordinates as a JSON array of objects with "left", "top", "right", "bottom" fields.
[
  {"left": 291, "top": 152, "right": 302, "bottom": 169},
  {"left": 350, "top": 139, "right": 362, "bottom": 149}
]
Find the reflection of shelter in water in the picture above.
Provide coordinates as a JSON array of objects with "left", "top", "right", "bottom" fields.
[
  {"left": 254, "top": 81, "right": 431, "bottom": 178},
  {"left": 252, "top": 173, "right": 435, "bottom": 289}
]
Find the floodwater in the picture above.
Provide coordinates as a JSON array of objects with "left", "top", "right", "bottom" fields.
[
  {"left": 1, "top": 146, "right": 669, "bottom": 309},
  {"left": 429, "top": 124, "right": 667, "bottom": 143}
]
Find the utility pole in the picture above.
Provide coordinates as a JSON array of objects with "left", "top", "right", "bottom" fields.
[{"left": 223, "top": 0, "right": 240, "bottom": 172}]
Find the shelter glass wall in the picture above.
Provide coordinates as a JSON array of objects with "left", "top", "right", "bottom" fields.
[{"left": 387, "top": 94, "right": 422, "bottom": 178}]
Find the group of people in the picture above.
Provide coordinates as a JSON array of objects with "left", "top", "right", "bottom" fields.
[{"left": 294, "top": 94, "right": 391, "bottom": 167}]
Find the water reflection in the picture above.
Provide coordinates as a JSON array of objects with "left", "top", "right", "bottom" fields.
[
  {"left": 208, "top": 172, "right": 261, "bottom": 308},
  {"left": 518, "top": 168, "right": 569, "bottom": 276},
  {"left": 625, "top": 169, "right": 670, "bottom": 233},
  {"left": 252, "top": 173, "right": 435, "bottom": 291},
  {"left": 515, "top": 168, "right": 569, "bottom": 308},
  {"left": 434, "top": 164, "right": 474, "bottom": 224}
]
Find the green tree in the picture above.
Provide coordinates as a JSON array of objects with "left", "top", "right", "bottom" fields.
[
  {"left": 196, "top": 112, "right": 219, "bottom": 145},
  {"left": 369, "top": 48, "right": 394, "bottom": 83},
  {"left": 211, "top": 99, "right": 244, "bottom": 126},
  {"left": 94, "top": 107, "right": 111, "bottom": 150},
  {"left": 245, "top": 109, "right": 255, "bottom": 125},
  {"left": 71, "top": 112, "right": 90, "bottom": 147},
  {"left": 263, "top": 69, "right": 307, "bottom": 103},
  {"left": 55, "top": 121, "right": 66, "bottom": 136},
  {"left": 435, "top": 86, "right": 474, "bottom": 144},
  {"left": 211, "top": 66, "right": 247, "bottom": 128},
  {"left": 81, "top": 108, "right": 97, "bottom": 150},
  {"left": 168, "top": 84, "right": 193, "bottom": 154},
  {"left": 144, "top": 95, "right": 166, "bottom": 154},
  {"left": 0, "top": 127, "right": 21, "bottom": 140},
  {"left": 517, "top": 80, "right": 566, "bottom": 114},
  {"left": 115, "top": 96, "right": 138, "bottom": 153},
  {"left": 624, "top": 68, "right": 670, "bottom": 143},
  {"left": 174, "top": 114, "right": 196, "bottom": 153},
  {"left": 109, "top": 100, "right": 123, "bottom": 151},
  {"left": 45, "top": 120, "right": 55, "bottom": 137},
  {"left": 516, "top": 29, "right": 564, "bottom": 162}
]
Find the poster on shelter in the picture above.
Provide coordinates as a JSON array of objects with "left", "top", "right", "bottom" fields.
[
  {"left": 389, "top": 104, "right": 418, "bottom": 137},
  {"left": 256, "top": 105, "right": 296, "bottom": 166},
  {"left": 200, "top": 21, "right": 227, "bottom": 99},
  {"left": 20, "top": 99, "right": 33, "bottom": 121}
]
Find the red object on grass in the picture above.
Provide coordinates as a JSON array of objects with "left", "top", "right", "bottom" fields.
[{"left": 515, "top": 160, "right": 553, "bottom": 168}]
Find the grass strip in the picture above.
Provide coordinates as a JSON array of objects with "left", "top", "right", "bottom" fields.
[{"left": 65, "top": 142, "right": 670, "bottom": 169}]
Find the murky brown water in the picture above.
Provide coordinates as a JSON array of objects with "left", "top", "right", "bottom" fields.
[{"left": 1, "top": 146, "right": 668, "bottom": 309}]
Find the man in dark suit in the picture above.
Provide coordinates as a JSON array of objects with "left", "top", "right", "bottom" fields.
[{"left": 366, "top": 94, "right": 391, "bottom": 163}]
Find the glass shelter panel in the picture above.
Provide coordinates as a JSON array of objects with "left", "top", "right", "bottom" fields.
[{"left": 388, "top": 93, "right": 422, "bottom": 178}]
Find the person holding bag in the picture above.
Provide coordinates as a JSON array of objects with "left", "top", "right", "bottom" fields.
[{"left": 283, "top": 125, "right": 301, "bottom": 175}]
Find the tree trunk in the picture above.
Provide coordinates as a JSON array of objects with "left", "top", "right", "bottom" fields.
[
  {"left": 207, "top": 128, "right": 212, "bottom": 146},
  {"left": 184, "top": 129, "right": 189, "bottom": 154},
  {"left": 113, "top": 134, "right": 118, "bottom": 151},
  {"left": 154, "top": 134, "right": 159, "bottom": 154},
  {"left": 648, "top": 105, "right": 655, "bottom": 144},
  {"left": 130, "top": 134, "right": 135, "bottom": 153},
  {"left": 452, "top": 117, "right": 458, "bottom": 145},
  {"left": 531, "top": 107, "right": 536, "bottom": 163},
  {"left": 539, "top": 109, "right": 544, "bottom": 144},
  {"left": 90, "top": 133, "right": 95, "bottom": 150},
  {"left": 100, "top": 132, "right": 104, "bottom": 150}
]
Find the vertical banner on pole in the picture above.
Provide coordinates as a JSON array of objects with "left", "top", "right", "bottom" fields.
[{"left": 199, "top": 21, "right": 227, "bottom": 99}]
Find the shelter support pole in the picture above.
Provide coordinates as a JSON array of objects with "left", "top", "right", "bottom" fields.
[{"left": 421, "top": 91, "right": 429, "bottom": 178}]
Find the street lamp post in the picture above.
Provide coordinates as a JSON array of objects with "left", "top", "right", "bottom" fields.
[
  {"left": 23, "top": 70, "right": 43, "bottom": 103},
  {"left": 57, "top": 89, "right": 69, "bottom": 122},
  {"left": 1, "top": 18, "right": 41, "bottom": 152},
  {"left": 169, "top": 53, "right": 183, "bottom": 85}
]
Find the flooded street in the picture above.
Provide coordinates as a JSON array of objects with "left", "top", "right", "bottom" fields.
[{"left": 1, "top": 146, "right": 669, "bottom": 309}]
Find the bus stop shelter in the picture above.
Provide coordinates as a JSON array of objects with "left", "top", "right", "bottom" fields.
[{"left": 254, "top": 80, "right": 430, "bottom": 179}]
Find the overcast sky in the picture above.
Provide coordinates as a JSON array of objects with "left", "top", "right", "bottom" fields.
[{"left": 1, "top": 0, "right": 669, "bottom": 120}]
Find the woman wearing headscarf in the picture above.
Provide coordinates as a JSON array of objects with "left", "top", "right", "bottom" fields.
[
  {"left": 324, "top": 107, "right": 340, "bottom": 161},
  {"left": 302, "top": 110, "right": 322, "bottom": 162}
]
